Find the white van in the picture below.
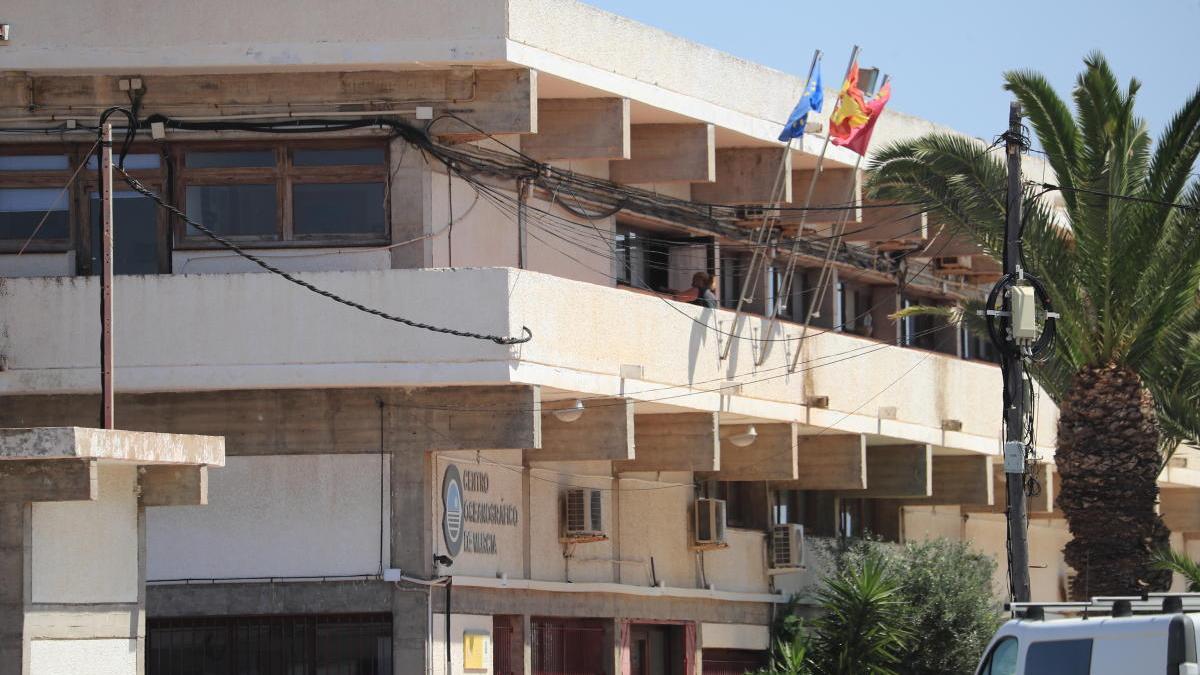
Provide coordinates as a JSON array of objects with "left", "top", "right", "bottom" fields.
[{"left": 976, "top": 599, "right": 1200, "bottom": 675}]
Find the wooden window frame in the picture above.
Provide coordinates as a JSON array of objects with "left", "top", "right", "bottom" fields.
[
  {"left": 171, "top": 139, "right": 391, "bottom": 249},
  {"left": 77, "top": 145, "right": 168, "bottom": 275},
  {"left": 0, "top": 144, "right": 81, "bottom": 254}
]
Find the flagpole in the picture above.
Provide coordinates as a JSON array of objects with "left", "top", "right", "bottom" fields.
[
  {"left": 799, "top": 72, "right": 889, "bottom": 338},
  {"left": 755, "top": 45, "right": 859, "bottom": 365},
  {"left": 719, "top": 48, "right": 822, "bottom": 360}
]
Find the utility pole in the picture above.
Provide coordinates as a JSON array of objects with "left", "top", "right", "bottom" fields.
[
  {"left": 1001, "top": 101, "right": 1031, "bottom": 603},
  {"left": 100, "top": 122, "right": 115, "bottom": 430}
]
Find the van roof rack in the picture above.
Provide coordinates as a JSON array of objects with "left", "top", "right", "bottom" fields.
[{"left": 1008, "top": 593, "right": 1200, "bottom": 620}]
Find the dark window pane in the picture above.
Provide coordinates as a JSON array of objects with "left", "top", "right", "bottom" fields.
[
  {"left": 185, "top": 184, "right": 278, "bottom": 237},
  {"left": 185, "top": 150, "right": 275, "bottom": 169},
  {"left": 293, "top": 147, "right": 385, "bottom": 167},
  {"left": 0, "top": 155, "right": 69, "bottom": 171},
  {"left": 87, "top": 153, "right": 160, "bottom": 170},
  {"left": 0, "top": 188, "right": 70, "bottom": 240},
  {"left": 90, "top": 192, "right": 159, "bottom": 275},
  {"left": 292, "top": 183, "right": 386, "bottom": 236},
  {"left": 1025, "top": 639, "right": 1092, "bottom": 675}
]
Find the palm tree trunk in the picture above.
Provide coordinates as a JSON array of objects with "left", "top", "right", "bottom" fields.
[{"left": 1057, "top": 363, "right": 1171, "bottom": 599}]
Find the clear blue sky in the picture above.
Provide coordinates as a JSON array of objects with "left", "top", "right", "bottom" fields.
[{"left": 584, "top": 0, "right": 1200, "bottom": 141}]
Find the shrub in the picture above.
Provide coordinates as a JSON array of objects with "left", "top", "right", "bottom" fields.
[
  {"left": 809, "top": 550, "right": 911, "bottom": 675},
  {"left": 840, "top": 538, "right": 1003, "bottom": 675}
]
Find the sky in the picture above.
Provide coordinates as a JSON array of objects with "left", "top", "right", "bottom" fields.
[{"left": 584, "top": 0, "right": 1200, "bottom": 141}]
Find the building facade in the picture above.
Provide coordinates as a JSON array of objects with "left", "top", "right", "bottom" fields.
[{"left": 3, "top": 2, "right": 1199, "bottom": 674}]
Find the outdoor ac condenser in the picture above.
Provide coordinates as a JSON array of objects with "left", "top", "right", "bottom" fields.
[
  {"left": 694, "top": 498, "right": 727, "bottom": 546},
  {"left": 561, "top": 488, "right": 604, "bottom": 540},
  {"left": 770, "top": 523, "right": 806, "bottom": 569}
]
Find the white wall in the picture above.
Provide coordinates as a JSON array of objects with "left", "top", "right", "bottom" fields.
[
  {"left": 432, "top": 613, "right": 494, "bottom": 675},
  {"left": 173, "top": 248, "right": 392, "bottom": 274},
  {"left": 29, "top": 639, "right": 136, "bottom": 675},
  {"left": 0, "top": 252, "right": 74, "bottom": 278},
  {"left": 32, "top": 464, "right": 138, "bottom": 604},
  {"left": 146, "top": 454, "right": 389, "bottom": 580}
]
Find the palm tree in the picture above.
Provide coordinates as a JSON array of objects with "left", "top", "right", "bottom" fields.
[
  {"left": 866, "top": 53, "right": 1200, "bottom": 598},
  {"left": 810, "top": 553, "right": 910, "bottom": 675}
]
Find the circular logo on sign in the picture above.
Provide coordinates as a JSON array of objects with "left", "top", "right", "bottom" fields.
[{"left": 442, "top": 464, "right": 464, "bottom": 558}]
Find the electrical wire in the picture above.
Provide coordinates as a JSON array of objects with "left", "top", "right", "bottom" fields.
[
  {"left": 15, "top": 139, "right": 100, "bottom": 255},
  {"left": 1034, "top": 181, "right": 1198, "bottom": 213},
  {"left": 114, "top": 164, "right": 532, "bottom": 345}
]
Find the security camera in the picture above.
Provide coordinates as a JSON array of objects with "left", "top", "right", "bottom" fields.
[{"left": 433, "top": 554, "right": 454, "bottom": 567}]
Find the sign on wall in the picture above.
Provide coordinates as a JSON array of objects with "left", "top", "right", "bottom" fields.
[
  {"left": 463, "top": 631, "right": 491, "bottom": 671},
  {"left": 441, "top": 463, "right": 520, "bottom": 559}
]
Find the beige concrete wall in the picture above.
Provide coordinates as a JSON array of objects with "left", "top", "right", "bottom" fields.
[
  {"left": 146, "top": 454, "right": 390, "bottom": 580},
  {"left": 616, "top": 472, "right": 694, "bottom": 589},
  {"left": 0, "top": 268, "right": 1058, "bottom": 456},
  {"left": 701, "top": 529, "right": 770, "bottom": 594},
  {"left": 528, "top": 460, "right": 617, "bottom": 584},
  {"left": 700, "top": 622, "right": 769, "bottom": 650},
  {"left": 31, "top": 464, "right": 138, "bottom": 604},
  {"left": 903, "top": 506, "right": 1071, "bottom": 602}
]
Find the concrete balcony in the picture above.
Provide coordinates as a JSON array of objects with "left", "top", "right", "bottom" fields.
[{"left": 0, "top": 267, "right": 1057, "bottom": 455}]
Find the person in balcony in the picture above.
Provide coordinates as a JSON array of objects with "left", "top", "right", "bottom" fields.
[{"left": 674, "top": 272, "right": 718, "bottom": 309}]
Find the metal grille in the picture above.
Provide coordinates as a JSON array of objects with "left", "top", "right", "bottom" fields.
[
  {"left": 147, "top": 613, "right": 392, "bottom": 675},
  {"left": 588, "top": 489, "right": 602, "bottom": 532},
  {"left": 702, "top": 648, "right": 768, "bottom": 675},
  {"left": 531, "top": 618, "right": 606, "bottom": 675},
  {"left": 565, "top": 489, "right": 586, "bottom": 533},
  {"left": 771, "top": 524, "right": 802, "bottom": 568}
]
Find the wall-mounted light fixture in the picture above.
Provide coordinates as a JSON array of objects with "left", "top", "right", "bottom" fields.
[
  {"left": 728, "top": 425, "right": 758, "bottom": 448},
  {"left": 552, "top": 399, "right": 585, "bottom": 423}
]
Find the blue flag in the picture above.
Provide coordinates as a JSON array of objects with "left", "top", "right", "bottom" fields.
[{"left": 778, "top": 68, "right": 824, "bottom": 142}]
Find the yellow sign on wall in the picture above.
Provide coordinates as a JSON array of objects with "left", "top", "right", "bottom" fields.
[{"left": 463, "top": 631, "right": 490, "bottom": 671}]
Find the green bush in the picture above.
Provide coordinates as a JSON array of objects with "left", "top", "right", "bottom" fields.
[
  {"left": 839, "top": 538, "right": 1004, "bottom": 675},
  {"left": 761, "top": 537, "right": 1002, "bottom": 675}
]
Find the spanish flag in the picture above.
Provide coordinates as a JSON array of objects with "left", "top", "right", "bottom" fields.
[{"left": 829, "top": 63, "right": 891, "bottom": 157}]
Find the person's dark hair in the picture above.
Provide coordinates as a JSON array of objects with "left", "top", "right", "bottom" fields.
[{"left": 691, "top": 272, "right": 713, "bottom": 290}]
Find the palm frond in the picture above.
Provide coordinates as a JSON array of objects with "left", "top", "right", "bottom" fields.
[{"left": 1150, "top": 548, "right": 1200, "bottom": 592}]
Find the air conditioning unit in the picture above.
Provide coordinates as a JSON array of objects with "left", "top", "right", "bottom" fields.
[
  {"left": 693, "top": 498, "right": 727, "bottom": 547},
  {"left": 770, "top": 524, "right": 806, "bottom": 569},
  {"left": 561, "top": 488, "right": 605, "bottom": 541}
]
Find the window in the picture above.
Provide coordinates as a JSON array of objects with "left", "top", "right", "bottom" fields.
[
  {"left": 977, "top": 637, "right": 1018, "bottom": 675},
  {"left": 0, "top": 152, "right": 74, "bottom": 252},
  {"left": 712, "top": 481, "right": 768, "bottom": 530},
  {"left": 84, "top": 152, "right": 165, "bottom": 276},
  {"left": 176, "top": 142, "right": 389, "bottom": 245},
  {"left": 615, "top": 223, "right": 711, "bottom": 293},
  {"left": 1025, "top": 639, "right": 1092, "bottom": 675}
]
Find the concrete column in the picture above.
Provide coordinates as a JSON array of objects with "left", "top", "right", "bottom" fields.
[
  {"left": 0, "top": 503, "right": 29, "bottom": 675},
  {"left": 390, "top": 437, "right": 434, "bottom": 675},
  {"left": 389, "top": 138, "right": 434, "bottom": 270}
]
